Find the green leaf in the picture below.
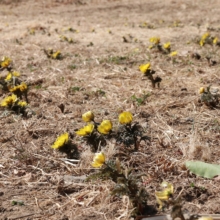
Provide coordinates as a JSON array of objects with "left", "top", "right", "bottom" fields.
[
  {"left": 185, "top": 161, "right": 220, "bottom": 178},
  {"left": 12, "top": 200, "right": 24, "bottom": 206}
]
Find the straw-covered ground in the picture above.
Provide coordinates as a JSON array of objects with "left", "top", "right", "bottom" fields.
[{"left": 1, "top": 0, "right": 220, "bottom": 219}]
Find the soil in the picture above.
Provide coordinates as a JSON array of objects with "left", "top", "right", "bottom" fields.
[{"left": 1, "top": 0, "right": 220, "bottom": 219}]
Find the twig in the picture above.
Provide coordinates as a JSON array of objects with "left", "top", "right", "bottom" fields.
[
  {"left": 60, "top": 158, "right": 80, "bottom": 162},
  {"left": 28, "top": 165, "right": 54, "bottom": 176},
  {"left": 63, "top": 161, "right": 77, "bottom": 166},
  {"left": 35, "top": 197, "right": 42, "bottom": 210},
  {"left": 10, "top": 213, "right": 40, "bottom": 219},
  {"left": 176, "top": 188, "right": 184, "bottom": 200}
]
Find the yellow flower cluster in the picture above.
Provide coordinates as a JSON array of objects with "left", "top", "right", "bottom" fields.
[
  {"left": 200, "top": 32, "right": 210, "bottom": 46},
  {"left": 76, "top": 111, "right": 134, "bottom": 137},
  {"left": 60, "top": 35, "right": 73, "bottom": 43},
  {"left": 3, "top": 71, "right": 26, "bottom": 97},
  {"left": 45, "top": 49, "right": 62, "bottom": 60},
  {"left": 148, "top": 37, "right": 174, "bottom": 54},
  {"left": 51, "top": 133, "right": 69, "bottom": 149},
  {"left": 1, "top": 94, "right": 17, "bottom": 107},
  {"left": 199, "top": 32, "right": 218, "bottom": 46},
  {"left": 0, "top": 57, "right": 28, "bottom": 112},
  {"left": 74, "top": 111, "right": 134, "bottom": 168},
  {"left": 139, "top": 22, "right": 154, "bottom": 29},
  {"left": 76, "top": 111, "right": 113, "bottom": 136},
  {"left": 9, "top": 82, "right": 28, "bottom": 93},
  {"left": 76, "top": 111, "right": 95, "bottom": 136},
  {"left": 5, "top": 71, "right": 20, "bottom": 82},
  {"left": 0, "top": 94, "right": 27, "bottom": 108}
]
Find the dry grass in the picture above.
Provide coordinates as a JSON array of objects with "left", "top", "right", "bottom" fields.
[{"left": 1, "top": 0, "right": 220, "bottom": 219}]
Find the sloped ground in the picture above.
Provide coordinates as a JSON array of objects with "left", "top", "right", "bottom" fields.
[{"left": 1, "top": 0, "right": 220, "bottom": 219}]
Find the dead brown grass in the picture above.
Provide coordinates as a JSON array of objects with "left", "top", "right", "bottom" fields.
[{"left": 1, "top": 0, "right": 220, "bottom": 219}]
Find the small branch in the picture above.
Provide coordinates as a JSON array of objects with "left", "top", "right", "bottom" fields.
[{"left": 10, "top": 213, "right": 40, "bottom": 220}]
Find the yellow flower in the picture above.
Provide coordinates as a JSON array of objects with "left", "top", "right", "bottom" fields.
[
  {"left": 170, "top": 51, "right": 178, "bottom": 57},
  {"left": 9, "top": 82, "right": 28, "bottom": 93},
  {"left": 68, "top": 38, "right": 73, "bottom": 43},
  {"left": 1, "top": 57, "right": 11, "bottom": 68},
  {"left": 1, "top": 94, "right": 17, "bottom": 107},
  {"left": 76, "top": 123, "right": 94, "bottom": 136},
  {"left": 52, "top": 50, "right": 61, "bottom": 59},
  {"left": 91, "top": 152, "right": 105, "bottom": 168},
  {"left": 213, "top": 37, "right": 218, "bottom": 45},
  {"left": 141, "top": 22, "right": 147, "bottom": 27},
  {"left": 12, "top": 71, "right": 20, "bottom": 77},
  {"left": 9, "top": 86, "right": 18, "bottom": 93},
  {"left": 5, "top": 73, "right": 12, "bottom": 81},
  {"left": 199, "top": 87, "right": 205, "bottom": 94},
  {"left": 198, "top": 217, "right": 213, "bottom": 220},
  {"left": 155, "top": 182, "right": 174, "bottom": 210},
  {"left": 60, "top": 35, "right": 68, "bottom": 41},
  {"left": 200, "top": 32, "right": 210, "bottom": 46},
  {"left": 201, "top": 32, "right": 210, "bottom": 40},
  {"left": 29, "top": 28, "right": 35, "bottom": 35},
  {"left": 98, "top": 120, "right": 112, "bottom": 135},
  {"left": 5, "top": 71, "right": 20, "bottom": 82},
  {"left": 139, "top": 63, "right": 151, "bottom": 74},
  {"left": 119, "top": 111, "right": 133, "bottom": 124},
  {"left": 163, "top": 42, "right": 171, "bottom": 49},
  {"left": 149, "top": 37, "right": 160, "bottom": 45},
  {"left": 51, "top": 133, "right": 69, "bottom": 149},
  {"left": 82, "top": 111, "right": 94, "bottom": 122},
  {"left": 19, "top": 82, "right": 28, "bottom": 92},
  {"left": 17, "top": 101, "right": 27, "bottom": 107},
  {"left": 200, "top": 39, "right": 205, "bottom": 46}
]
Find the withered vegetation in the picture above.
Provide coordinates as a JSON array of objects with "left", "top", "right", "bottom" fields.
[{"left": 1, "top": 0, "right": 220, "bottom": 219}]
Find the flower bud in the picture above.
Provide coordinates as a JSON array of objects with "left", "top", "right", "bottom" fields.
[{"left": 199, "top": 87, "right": 205, "bottom": 94}]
